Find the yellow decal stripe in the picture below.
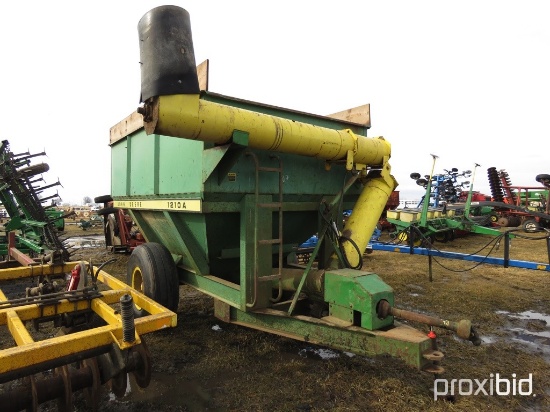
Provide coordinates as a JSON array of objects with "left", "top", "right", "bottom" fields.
[{"left": 113, "top": 199, "right": 202, "bottom": 212}]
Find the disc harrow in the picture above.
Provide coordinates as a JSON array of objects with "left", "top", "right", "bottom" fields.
[{"left": 0, "top": 260, "right": 177, "bottom": 411}]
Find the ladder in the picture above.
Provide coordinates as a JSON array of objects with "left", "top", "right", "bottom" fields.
[{"left": 246, "top": 151, "right": 284, "bottom": 307}]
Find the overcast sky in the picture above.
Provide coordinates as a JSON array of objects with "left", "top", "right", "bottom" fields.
[{"left": 1, "top": 1, "right": 548, "bottom": 205}]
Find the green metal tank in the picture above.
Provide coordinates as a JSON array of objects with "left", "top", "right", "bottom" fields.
[
  {"left": 111, "top": 91, "right": 376, "bottom": 284},
  {"left": 106, "top": 5, "right": 480, "bottom": 374}
]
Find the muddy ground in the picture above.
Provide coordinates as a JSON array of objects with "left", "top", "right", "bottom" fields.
[{"left": 3, "top": 223, "right": 550, "bottom": 411}]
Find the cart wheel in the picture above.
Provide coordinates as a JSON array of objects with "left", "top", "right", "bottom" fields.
[
  {"left": 127, "top": 243, "right": 179, "bottom": 316},
  {"left": 522, "top": 219, "right": 540, "bottom": 233}
]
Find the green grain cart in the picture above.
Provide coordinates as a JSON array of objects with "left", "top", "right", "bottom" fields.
[{"left": 105, "top": 5, "right": 480, "bottom": 377}]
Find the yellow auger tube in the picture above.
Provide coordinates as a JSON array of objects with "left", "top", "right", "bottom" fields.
[
  {"left": 144, "top": 94, "right": 392, "bottom": 166},
  {"left": 337, "top": 175, "right": 397, "bottom": 269}
]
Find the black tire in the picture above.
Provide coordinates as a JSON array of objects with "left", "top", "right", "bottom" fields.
[
  {"left": 97, "top": 206, "right": 118, "bottom": 216},
  {"left": 127, "top": 243, "right": 179, "bottom": 316},
  {"left": 416, "top": 178, "right": 428, "bottom": 187},
  {"left": 410, "top": 172, "right": 421, "bottom": 180},
  {"left": 523, "top": 219, "right": 540, "bottom": 233},
  {"left": 535, "top": 174, "right": 550, "bottom": 187},
  {"left": 434, "top": 231, "right": 449, "bottom": 243},
  {"left": 94, "top": 194, "right": 113, "bottom": 203}
]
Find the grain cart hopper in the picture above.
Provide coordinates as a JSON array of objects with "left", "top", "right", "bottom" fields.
[{"left": 110, "top": 5, "right": 481, "bottom": 379}]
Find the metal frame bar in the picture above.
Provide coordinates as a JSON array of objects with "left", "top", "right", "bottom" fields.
[
  {"left": 0, "top": 262, "right": 177, "bottom": 377},
  {"left": 370, "top": 242, "right": 550, "bottom": 271}
]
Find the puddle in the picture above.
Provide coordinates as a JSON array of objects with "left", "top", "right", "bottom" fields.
[
  {"left": 63, "top": 235, "right": 105, "bottom": 249},
  {"left": 480, "top": 335, "right": 499, "bottom": 344},
  {"left": 508, "top": 310, "right": 550, "bottom": 325},
  {"left": 494, "top": 310, "right": 550, "bottom": 363}
]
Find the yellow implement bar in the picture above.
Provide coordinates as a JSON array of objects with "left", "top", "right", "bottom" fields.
[
  {"left": 145, "top": 94, "right": 392, "bottom": 167},
  {"left": 0, "top": 262, "right": 74, "bottom": 281},
  {"left": 0, "top": 262, "right": 177, "bottom": 376}
]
